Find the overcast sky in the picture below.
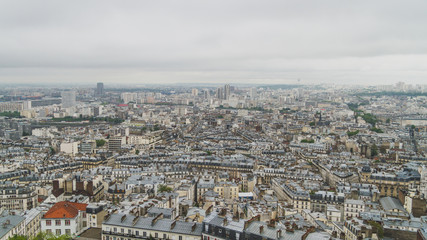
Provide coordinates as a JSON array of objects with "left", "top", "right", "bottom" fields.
[{"left": 1, "top": 0, "right": 427, "bottom": 86}]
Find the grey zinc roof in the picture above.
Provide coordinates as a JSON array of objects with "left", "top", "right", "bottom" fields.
[
  {"left": 383, "top": 219, "right": 427, "bottom": 230},
  {"left": 379, "top": 197, "right": 405, "bottom": 212},
  {"left": 244, "top": 221, "right": 305, "bottom": 240},
  {"left": 147, "top": 207, "right": 174, "bottom": 217},
  {"left": 0, "top": 215, "right": 25, "bottom": 239},
  {"left": 103, "top": 213, "right": 202, "bottom": 236},
  {"left": 203, "top": 213, "right": 245, "bottom": 233}
]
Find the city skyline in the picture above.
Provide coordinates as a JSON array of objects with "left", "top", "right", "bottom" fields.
[
  {"left": 1, "top": 77, "right": 427, "bottom": 240},
  {"left": 2, "top": 2, "right": 427, "bottom": 238}
]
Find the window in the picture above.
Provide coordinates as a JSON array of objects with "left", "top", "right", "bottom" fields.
[
  {"left": 121, "top": 229, "right": 124, "bottom": 233},
  {"left": 128, "top": 229, "right": 132, "bottom": 235},
  {"left": 135, "top": 231, "right": 139, "bottom": 236},
  {"left": 114, "top": 228, "right": 117, "bottom": 233},
  {"left": 46, "top": 229, "right": 52, "bottom": 234},
  {"left": 46, "top": 220, "right": 51, "bottom": 226},
  {"left": 179, "top": 236, "right": 182, "bottom": 240},
  {"left": 65, "top": 229, "right": 71, "bottom": 235},
  {"left": 56, "top": 220, "right": 61, "bottom": 226},
  {"left": 65, "top": 220, "right": 70, "bottom": 226},
  {"left": 56, "top": 229, "right": 61, "bottom": 235},
  {"left": 163, "top": 234, "right": 167, "bottom": 239},
  {"left": 155, "top": 233, "right": 158, "bottom": 238},
  {"left": 143, "top": 232, "right": 146, "bottom": 237}
]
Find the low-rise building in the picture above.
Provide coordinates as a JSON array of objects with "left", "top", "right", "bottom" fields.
[
  {"left": 41, "top": 201, "right": 88, "bottom": 236},
  {"left": 344, "top": 199, "right": 365, "bottom": 219},
  {"left": 343, "top": 218, "right": 373, "bottom": 240},
  {"left": 102, "top": 213, "right": 202, "bottom": 240},
  {"left": 0, "top": 182, "right": 38, "bottom": 211},
  {"left": 0, "top": 214, "right": 26, "bottom": 240},
  {"left": 23, "top": 208, "right": 42, "bottom": 238}
]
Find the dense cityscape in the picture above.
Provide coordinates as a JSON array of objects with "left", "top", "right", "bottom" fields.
[{"left": 0, "top": 82, "right": 426, "bottom": 240}]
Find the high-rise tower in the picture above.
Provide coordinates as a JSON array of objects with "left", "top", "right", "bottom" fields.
[
  {"left": 224, "top": 84, "right": 230, "bottom": 100},
  {"left": 61, "top": 91, "right": 76, "bottom": 108},
  {"left": 96, "top": 82, "right": 104, "bottom": 96}
]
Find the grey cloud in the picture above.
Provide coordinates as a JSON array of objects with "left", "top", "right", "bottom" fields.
[{"left": 0, "top": 0, "right": 427, "bottom": 84}]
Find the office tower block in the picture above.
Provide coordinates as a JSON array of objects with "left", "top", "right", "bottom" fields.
[
  {"left": 61, "top": 91, "right": 76, "bottom": 108},
  {"left": 96, "top": 82, "right": 105, "bottom": 96},
  {"left": 224, "top": 84, "right": 230, "bottom": 100}
]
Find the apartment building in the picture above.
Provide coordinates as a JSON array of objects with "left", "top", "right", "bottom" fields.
[
  {"left": 102, "top": 213, "right": 202, "bottom": 240},
  {"left": 41, "top": 201, "right": 88, "bottom": 236}
]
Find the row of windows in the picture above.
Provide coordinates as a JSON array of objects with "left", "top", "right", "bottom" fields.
[
  {"left": 46, "top": 229, "right": 71, "bottom": 235},
  {"left": 345, "top": 213, "right": 358, "bottom": 217},
  {"left": 345, "top": 208, "right": 362, "bottom": 212},
  {"left": 105, "top": 232, "right": 184, "bottom": 240},
  {"left": 345, "top": 204, "right": 363, "bottom": 208},
  {"left": 46, "top": 220, "right": 71, "bottom": 226}
]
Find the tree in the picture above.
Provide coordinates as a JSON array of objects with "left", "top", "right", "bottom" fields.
[
  {"left": 48, "top": 235, "right": 71, "bottom": 240},
  {"left": 135, "top": 149, "right": 140, "bottom": 155},
  {"left": 8, "top": 235, "right": 28, "bottom": 240},
  {"left": 386, "top": 118, "right": 391, "bottom": 124},
  {"left": 96, "top": 139, "right": 106, "bottom": 147},
  {"left": 371, "top": 144, "right": 378, "bottom": 157},
  {"left": 9, "top": 232, "right": 71, "bottom": 240},
  {"left": 370, "top": 127, "right": 384, "bottom": 133},
  {"left": 380, "top": 145, "right": 387, "bottom": 154},
  {"left": 0, "top": 111, "right": 21, "bottom": 118},
  {"left": 368, "top": 221, "right": 384, "bottom": 239},
  {"left": 158, "top": 184, "right": 173, "bottom": 193},
  {"left": 49, "top": 147, "right": 56, "bottom": 155},
  {"left": 361, "top": 113, "right": 378, "bottom": 127},
  {"left": 347, "top": 130, "right": 359, "bottom": 137}
]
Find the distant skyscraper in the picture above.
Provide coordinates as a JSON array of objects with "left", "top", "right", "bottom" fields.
[
  {"left": 191, "top": 88, "right": 199, "bottom": 96},
  {"left": 61, "top": 91, "right": 76, "bottom": 108},
  {"left": 250, "top": 87, "right": 257, "bottom": 99},
  {"left": 203, "top": 89, "right": 210, "bottom": 99},
  {"left": 121, "top": 92, "right": 137, "bottom": 104},
  {"left": 216, "top": 87, "right": 223, "bottom": 99},
  {"left": 23, "top": 100, "right": 32, "bottom": 110},
  {"left": 224, "top": 84, "right": 230, "bottom": 100},
  {"left": 96, "top": 82, "right": 105, "bottom": 96}
]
